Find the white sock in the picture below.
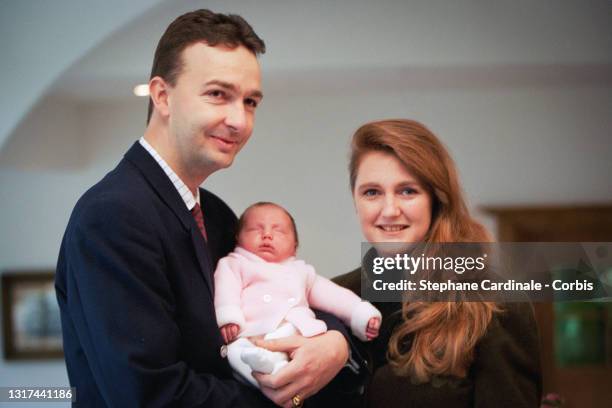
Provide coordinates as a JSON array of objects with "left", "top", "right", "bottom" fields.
[
  {"left": 241, "top": 347, "right": 288, "bottom": 374},
  {"left": 226, "top": 338, "right": 259, "bottom": 388},
  {"left": 264, "top": 322, "right": 297, "bottom": 340}
]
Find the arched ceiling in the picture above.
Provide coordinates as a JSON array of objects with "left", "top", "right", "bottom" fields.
[{"left": 2, "top": 0, "right": 611, "bottom": 149}]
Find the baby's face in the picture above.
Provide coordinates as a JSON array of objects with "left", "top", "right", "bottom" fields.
[{"left": 238, "top": 205, "right": 297, "bottom": 263}]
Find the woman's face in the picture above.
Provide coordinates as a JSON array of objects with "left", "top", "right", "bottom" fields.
[{"left": 353, "top": 150, "right": 432, "bottom": 245}]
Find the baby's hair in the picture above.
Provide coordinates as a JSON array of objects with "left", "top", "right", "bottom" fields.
[{"left": 236, "top": 202, "right": 299, "bottom": 248}]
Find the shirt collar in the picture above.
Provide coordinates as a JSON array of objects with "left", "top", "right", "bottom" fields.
[{"left": 139, "top": 137, "right": 199, "bottom": 210}]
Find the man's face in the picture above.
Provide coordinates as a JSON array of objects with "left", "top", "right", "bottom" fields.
[{"left": 165, "top": 43, "right": 262, "bottom": 178}]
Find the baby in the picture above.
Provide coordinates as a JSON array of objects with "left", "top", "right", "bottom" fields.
[{"left": 214, "top": 202, "right": 381, "bottom": 388}]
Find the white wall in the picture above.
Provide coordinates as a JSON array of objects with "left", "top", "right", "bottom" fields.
[
  {"left": 2, "top": 74, "right": 610, "bottom": 275},
  {"left": 0, "top": 0, "right": 164, "bottom": 150}
]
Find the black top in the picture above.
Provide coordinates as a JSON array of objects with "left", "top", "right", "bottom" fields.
[{"left": 334, "top": 268, "right": 542, "bottom": 408}]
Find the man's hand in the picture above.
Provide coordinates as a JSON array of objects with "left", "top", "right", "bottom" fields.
[
  {"left": 252, "top": 330, "right": 349, "bottom": 408},
  {"left": 220, "top": 323, "right": 240, "bottom": 343}
]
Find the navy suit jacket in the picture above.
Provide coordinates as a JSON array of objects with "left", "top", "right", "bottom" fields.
[{"left": 56, "top": 142, "right": 278, "bottom": 407}]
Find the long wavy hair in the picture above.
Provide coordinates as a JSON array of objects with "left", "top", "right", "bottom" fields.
[{"left": 349, "top": 119, "right": 498, "bottom": 382}]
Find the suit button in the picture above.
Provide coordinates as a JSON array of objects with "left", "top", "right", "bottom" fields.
[
  {"left": 287, "top": 297, "right": 296, "bottom": 304},
  {"left": 220, "top": 345, "right": 228, "bottom": 358},
  {"left": 263, "top": 294, "right": 272, "bottom": 303}
]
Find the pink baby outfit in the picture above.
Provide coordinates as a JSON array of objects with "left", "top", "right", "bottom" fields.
[{"left": 214, "top": 247, "right": 380, "bottom": 341}]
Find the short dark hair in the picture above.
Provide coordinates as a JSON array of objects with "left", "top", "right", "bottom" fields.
[
  {"left": 236, "top": 202, "right": 299, "bottom": 248},
  {"left": 147, "top": 9, "right": 266, "bottom": 123}
]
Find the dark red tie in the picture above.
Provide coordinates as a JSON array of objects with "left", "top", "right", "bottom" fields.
[{"left": 191, "top": 203, "right": 208, "bottom": 241}]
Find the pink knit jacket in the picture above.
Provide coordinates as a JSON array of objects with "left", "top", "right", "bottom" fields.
[{"left": 214, "top": 247, "right": 380, "bottom": 341}]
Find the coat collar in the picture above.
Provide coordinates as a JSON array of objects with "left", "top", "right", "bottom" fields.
[
  {"left": 124, "top": 141, "right": 215, "bottom": 296},
  {"left": 124, "top": 141, "right": 195, "bottom": 232}
]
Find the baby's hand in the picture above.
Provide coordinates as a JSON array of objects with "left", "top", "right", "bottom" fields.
[
  {"left": 220, "top": 323, "right": 240, "bottom": 343},
  {"left": 366, "top": 317, "right": 380, "bottom": 340}
]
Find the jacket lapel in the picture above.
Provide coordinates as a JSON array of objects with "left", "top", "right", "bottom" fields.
[{"left": 124, "top": 142, "right": 215, "bottom": 297}]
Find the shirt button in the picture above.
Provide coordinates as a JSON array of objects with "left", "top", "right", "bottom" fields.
[
  {"left": 287, "top": 297, "right": 296, "bottom": 304},
  {"left": 263, "top": 294, "right": 272, "bottom": 303},
  {"left": 220, "top": 345, "right": 228, "bottom": 358}
]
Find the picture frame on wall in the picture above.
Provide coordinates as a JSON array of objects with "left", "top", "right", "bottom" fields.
[{"left": 2, "top": 271, "right": 63, "bottom": 360}]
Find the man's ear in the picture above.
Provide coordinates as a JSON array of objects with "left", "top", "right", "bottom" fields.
[{"left": 149, "top": 76, "right": 171, "bottom": 118}]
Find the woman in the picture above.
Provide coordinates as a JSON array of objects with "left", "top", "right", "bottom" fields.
[{"left": 334, "top": 119, "right": 542, "bottom": 407}]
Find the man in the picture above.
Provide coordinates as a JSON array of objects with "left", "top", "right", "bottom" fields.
[{"left": 56, "top": 10, "right": 360, "bottom": 408}]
